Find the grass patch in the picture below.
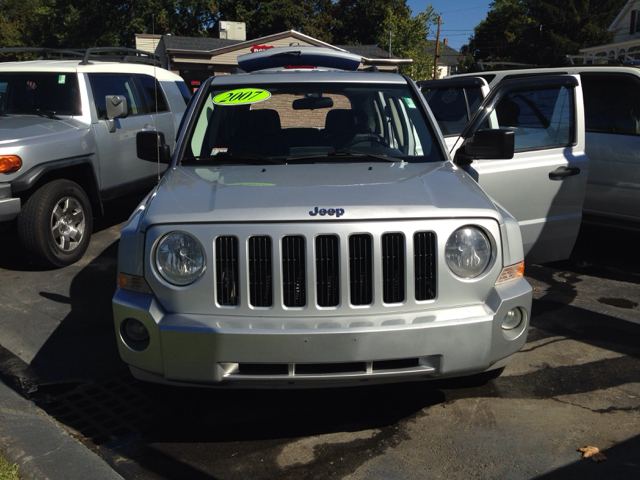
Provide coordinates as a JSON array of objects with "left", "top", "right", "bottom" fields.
[{"left": 0, "top": 452, "right": 19, "bottom": 480}]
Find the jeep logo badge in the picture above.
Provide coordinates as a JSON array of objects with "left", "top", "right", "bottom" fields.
[{"left": 309, "top": 207, "right": 345, "bottom": 218}]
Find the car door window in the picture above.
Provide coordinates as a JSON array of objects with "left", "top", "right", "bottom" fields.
[
  {"left": 423, "top": 86, "right": 483, "bottom": 136},
  {"left": 495, "top": 86, "right": 574, "bottom": 151},
  {"left": 88, "top": 74, "right": 142, "bottom": 118},
  {"left": 581, "top": 72, "right": 640, "bottom": 135},
  {"left": 136, "top": 74, "right": 168, "bottom": 113}
]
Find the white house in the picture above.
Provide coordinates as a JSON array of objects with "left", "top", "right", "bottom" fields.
[{"left": 580, "top": 0, "right": 640, "bottom": 62}]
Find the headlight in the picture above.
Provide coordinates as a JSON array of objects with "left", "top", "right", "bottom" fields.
[
  {"left": 445, "top": 226, "right": 491, "bottom": 278},
  {"left": 155, "top": 232, "right": 206, "bottom": 286}
]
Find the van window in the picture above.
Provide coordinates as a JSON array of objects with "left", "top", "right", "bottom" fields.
[
  {"left": 495, "top": 85, "right": 575, "bottom": 151},
  {"left": 581, "top": 72, "right": 640, "bottom": 135}
]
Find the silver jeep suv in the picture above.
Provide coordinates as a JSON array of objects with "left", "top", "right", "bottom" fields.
[
  {"left": 0, "top": 48, "right": 189, "bottom": 267},
  {"left": 112, "top": 46, "right": 585, "bottom": 388}
]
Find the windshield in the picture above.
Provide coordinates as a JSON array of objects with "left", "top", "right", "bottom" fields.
[
  {"left": 182, "top": 81, "right": 444, "bottom": 165},
  {"left": 0, "top": 72, "right": 81, "bottom": 116}
]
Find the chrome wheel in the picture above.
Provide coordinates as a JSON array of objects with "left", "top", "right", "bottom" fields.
[{"left": 51, "top": 196, "right": 86, "bottom": 252}]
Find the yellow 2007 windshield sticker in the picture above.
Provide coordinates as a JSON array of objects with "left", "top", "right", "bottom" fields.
[{"left": 213, "top": 88, "right": 271, "bottom": 105}]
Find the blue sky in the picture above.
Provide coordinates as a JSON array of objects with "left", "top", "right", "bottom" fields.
[{"left": 407, "top": 0, "right": 492, "bottom": 52}]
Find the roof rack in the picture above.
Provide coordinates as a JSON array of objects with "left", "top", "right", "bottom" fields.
[
  {"left": 0, "top": 47, "right": 161, "bottom": 66},
  {"left": 465, "top": 61, "right": 538, "bottom": 73}
]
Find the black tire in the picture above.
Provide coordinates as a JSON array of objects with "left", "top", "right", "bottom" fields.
[{"left": 18, "top": 179, "right": 93, "bottom": 268}]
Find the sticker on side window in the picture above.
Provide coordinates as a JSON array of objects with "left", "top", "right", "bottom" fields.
[
  {"left": 213, "top": 88, "right": 271, "bottom": 105},
  {"left": 403, "top": 97, "right": 417, "bottom": 108}
]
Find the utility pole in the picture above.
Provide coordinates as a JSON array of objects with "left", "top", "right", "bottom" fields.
[{"left": 433, "top": 16, "right": 441, "bottom": 79}]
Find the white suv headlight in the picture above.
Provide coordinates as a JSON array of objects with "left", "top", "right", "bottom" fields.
[
  {"left": 445, "top": 226, "right": 491, "bottom": 279},
  {"left": 155, "top": 232, "right": 206, "bottom": 286}
]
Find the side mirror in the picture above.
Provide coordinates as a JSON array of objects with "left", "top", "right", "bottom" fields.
[
  {"left": 105, "top": 95, "right": 128, "bottom": 133},
  {"left": 454, "top": 129, "right": 514, "bottom": 166},
  {"left": 136, "top": 131, "right": 171, "bottom": 164}
]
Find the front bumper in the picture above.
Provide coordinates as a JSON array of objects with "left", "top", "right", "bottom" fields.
[
  {"left": 113, "top": 278, "right": 532, "bottom": 388},
  {"left": 0, "top": 183, "right": 20, "bottom": 223}
]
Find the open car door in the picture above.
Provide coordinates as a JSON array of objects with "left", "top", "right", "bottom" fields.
[
  {"left": 418, "top": 77, "right": 490, "bottom": 153},
  {"left": 452, "top": 75, "right": 588, "bottom": 265}
]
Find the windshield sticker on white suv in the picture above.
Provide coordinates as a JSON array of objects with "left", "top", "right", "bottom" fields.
[{"left": 213, "top": 88, "right": 271, "bottom": 105}]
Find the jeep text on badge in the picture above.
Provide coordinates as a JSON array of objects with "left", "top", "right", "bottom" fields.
[{"left": 309, "top": 207, "right": 345, "bottom": 217}]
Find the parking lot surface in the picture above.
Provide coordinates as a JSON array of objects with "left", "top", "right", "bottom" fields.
[{"left": 0, "top": 198, "right": 639, "bottom": 479}]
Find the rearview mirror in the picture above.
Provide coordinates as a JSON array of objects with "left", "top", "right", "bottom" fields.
[{"left": 292, "top": 96, "right": 334, "bottom": 110}]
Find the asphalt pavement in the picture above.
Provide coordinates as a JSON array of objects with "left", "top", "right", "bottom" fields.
[{"left": 0, "top": 206, "right": 639, "bottom": 479}]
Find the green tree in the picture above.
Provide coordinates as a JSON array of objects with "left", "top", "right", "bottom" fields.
[
  {"left": 380, "top": 5, "right": 438, "bottom": 79},
  {"left": 332, "top": 0, "right": 409, "bottom": 45},
  {"left": 465, "top": 0, "right": 627, "bottom": 65},
  {"left": 0, "top": 0, "right": 219, "bottom": 49},
  {"left": 215, "top": 0, "right": 334, "bottom": 42},
  {"left": 523, "top": 0, "right": 627, "bottom": 64}
]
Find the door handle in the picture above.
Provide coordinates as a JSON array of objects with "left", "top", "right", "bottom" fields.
[{"left": 549, "top": 167, "right": 580, "bottom": 180}]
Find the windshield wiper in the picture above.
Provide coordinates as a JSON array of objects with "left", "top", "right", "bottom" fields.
[
  {"left": 285, "top": 149, "right": 400, "bottom": 163},
  {"left": 181, "top": 152, "right": 285, "bottom": 166},
  {"left": 5, "top": 109, "right": 61, "bottom": 119}
]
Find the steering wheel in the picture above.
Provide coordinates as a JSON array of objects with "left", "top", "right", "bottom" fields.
[{"left": 343, "top": 134, "right": 390, "bottom": 149}]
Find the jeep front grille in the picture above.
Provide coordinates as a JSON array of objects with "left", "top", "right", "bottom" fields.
[
  {"left": 349, "top": 234, "right": 373, "bottom": 306},
  {"left": 215, "top": 236, "right": 239, "bottom": 306},
  {"left": 414, "top": 232, "right": 437, "bottom": 301},
  {"left": 282, "top": 235, "right": 306, "bottom": 307},
  {"left": 382, "top": 233, "right": 405, "bottom": 304},
  {"left": 248, "top": 236, "right": 272, "bottom": 307},
  {"left": 316, "top": 235, "right": 340, "bottom": 307},
  {"left": 214, "top": 231, "right": 436, "bottom": 308}
]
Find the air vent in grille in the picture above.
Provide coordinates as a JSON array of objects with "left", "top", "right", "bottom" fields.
[
  {"left": 382, "top": 233, "right": 405, "bottom": 303},
  {"left": 248, "top": 236, "right": 272, "bottom": 307},
  {"left": 414, "top": 232, "right": 436, "bottom": 301},
  {"left": 215, "top": 236, "right": 239, "bottom": 306},
  {"left": 282, "top": 236, "right": 306, "bottom": 307},
  {"left": 316, "top": 235, "right": 340, "bottom": 307},
  {"left": 349, "top": 234, "right": 373, "bottom": 305}
]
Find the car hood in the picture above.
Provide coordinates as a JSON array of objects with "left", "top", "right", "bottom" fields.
[
  {"left": 141, "top": 161, "right": 503, "bottom": 228},
  {"left": 0, "top": 115, "right": 80, "bottom": 143}
]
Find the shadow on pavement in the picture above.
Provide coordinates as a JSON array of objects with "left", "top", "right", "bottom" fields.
[{"left": 535, "top": 433, "right": 640, "bottom": 479}]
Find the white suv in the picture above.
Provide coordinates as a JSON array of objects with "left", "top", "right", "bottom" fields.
[
  {"left": 421, "top": 62, "right": 640, "bottom": 230},
  {"left": 0, "top": 47, "right": 190, "bottom": 267}
]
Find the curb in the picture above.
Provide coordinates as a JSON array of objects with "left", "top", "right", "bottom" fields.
[{"left": 0, "top": 378, "right": 122, "bottom": 480}]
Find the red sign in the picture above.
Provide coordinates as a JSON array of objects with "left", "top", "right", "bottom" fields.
[
  {"left": 251, "top": 45, "right": 274, "bottom": 53},
  {"left": 190, "top": 80, "right": 201, "bottom": 86}
]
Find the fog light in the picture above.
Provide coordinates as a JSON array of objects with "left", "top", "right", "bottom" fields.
[
  {"left": 121, "top": 318, "right": 150, "bottom": 351},
  {"left": 124, "top": 319, "right": 149, "bottom": 341},
  {"left": 502, "top": 308, "right": 523, "bottom": 330}
]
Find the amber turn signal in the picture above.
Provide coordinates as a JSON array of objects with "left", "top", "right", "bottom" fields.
[
  {"left": 0, "top": 155, "right": 22, "bottom": 173},
  {"left": 495, "top": 261, "right": 525, "bottom": 285}
]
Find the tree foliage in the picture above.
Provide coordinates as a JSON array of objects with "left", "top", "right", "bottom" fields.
[
  {"left": 465, "top": 0, "right": 628, "bottom": 65},
  {"left": 0, "top": 0, "right": 219, "bottom": 49},
  {"left": 0, "top": 0, "right": 438, "bottom": 79}
]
